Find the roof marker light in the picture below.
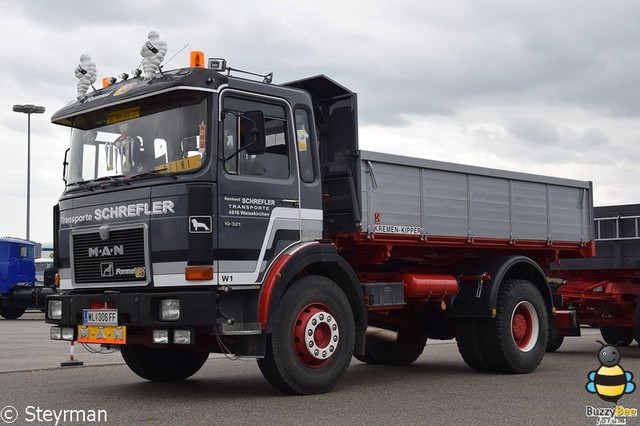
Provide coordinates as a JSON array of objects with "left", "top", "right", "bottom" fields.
[
  {"left": 102, "top": 77, "right": 116, "bottom": 88},
  {"left": 190, "top": 51, "right": 205, "bottom": 68}
]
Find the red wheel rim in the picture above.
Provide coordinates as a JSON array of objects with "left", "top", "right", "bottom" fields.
[
  {"left": 293, "top": 303, "right": 339, "bottom": 368},
  {"left": 510, "top": 301, "right": 539, "bottom": 352}
]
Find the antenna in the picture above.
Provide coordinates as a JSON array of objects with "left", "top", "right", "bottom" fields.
[{"left": 161, "top": 43, "right": 189, "bottom": 70}]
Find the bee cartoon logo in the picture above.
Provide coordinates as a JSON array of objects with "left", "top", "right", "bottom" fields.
[{"left": 586, "top": 340, "right": 635, "bottom": 403}]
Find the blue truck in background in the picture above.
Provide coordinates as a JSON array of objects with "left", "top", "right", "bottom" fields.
[{"left": 0, "top": 237, "right": 55, "bottom": 319}]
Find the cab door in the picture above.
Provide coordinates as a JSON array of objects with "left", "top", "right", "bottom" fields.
[{"left": 216, "top": 93, "right": 301, "bottom": 286}]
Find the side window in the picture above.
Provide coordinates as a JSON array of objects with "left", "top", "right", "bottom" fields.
[
  {"left": 19, "top": 246, "right": 29, "bottom": 258},
  {"left": 295, "top": 109, "right": 315, "bottom": 183},
  {"left": 222, "top": 97, "right": 289, "bottom": 179}
]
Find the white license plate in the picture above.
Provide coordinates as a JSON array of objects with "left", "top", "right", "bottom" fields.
[{"left": 82, "top": 309, "right": 118, "bottom": 326}]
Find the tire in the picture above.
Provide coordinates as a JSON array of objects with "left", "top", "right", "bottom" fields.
[
  {"left": 121, "top": 345, "right": 209, "bottom": 382},
  {"left": 545, "top": 335, "right": 564, "bottom": 352},
  {"left": 257, "top": 275, "right": 355, "bottom": 395},
  {"left": 634, "top": 298, "right": 640, "bottom": 345},
  {"left": 479, "top": 279, "right": 548, "bottom": 373},
  {"left": 0, "top": 305, "right": 26, "bottom": 320},
  {"left": 456, "top": 318, "right": 492, "bottom": 372},
  {"left": 600, "top": 326, "right": 634, "bottom": 347},
  {"left": 357, "top": 330, "right": 427, "bottom": 366}
]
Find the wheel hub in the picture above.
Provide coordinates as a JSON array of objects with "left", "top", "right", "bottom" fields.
[
  {"left": 293, "top": 304, "right": 339, "bottom": 368},
  {"left": 512, "top": 314, "right": 528, "bottom": 341},
  {"left": 510, "top": 301, "right": 539, "bottom": 352}
]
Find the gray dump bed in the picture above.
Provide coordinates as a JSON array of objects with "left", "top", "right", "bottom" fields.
[
  {"left": 354, "top": 151, "right": 593, "bottom": 245},
  {"left": 289, "top": 74, "right": 593, "bottom": 246}
]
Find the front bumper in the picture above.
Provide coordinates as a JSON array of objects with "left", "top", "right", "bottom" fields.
[{"left": 45, "top": 291, "right": 218, "bottom": 327}]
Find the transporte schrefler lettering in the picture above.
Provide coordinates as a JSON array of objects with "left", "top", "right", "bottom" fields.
[{"left": 61, "top": 200, "right": 175, "bottom": 225}]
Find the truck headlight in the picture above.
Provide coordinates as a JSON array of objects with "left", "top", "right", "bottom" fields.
[
  {"left": 48, "top": 300, "right": 62, "bottom": 320},
  {"left": 160, "top": 299, "right": 180, "bottom": 321},
  {"left": 153, "top": 329, "right": 169, "bottom": 344},
  {"left": 61, "top": 327, "right": 75, "bottom": 340},
  {"left": 173, "top": 330, "right": 193, "bottom": 344},
  {"left": 50, "top": 326, "right": 62, "bottom": 340}
]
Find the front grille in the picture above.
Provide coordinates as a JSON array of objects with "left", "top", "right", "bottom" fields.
[{"left": 72, "top": 227, "right": 148, "bottom": 285}]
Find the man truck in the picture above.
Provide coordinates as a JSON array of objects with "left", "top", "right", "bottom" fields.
[
  {"left": 549, "top": 204, "right": 640, "bottom": 351},
  {"left": 45, "top": 48, "right": 594, "bottom": 394},
  {"left": 0, "top": 238, "right": 55, "bottom": 319}
]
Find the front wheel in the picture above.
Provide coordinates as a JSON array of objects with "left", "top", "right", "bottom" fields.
[
  {"left": 479, "top": 279, "right": 548, "bottom": 373},
  {"left": 0, "top": 304, "right": 26, "bottom": 320},
  {"left": 257, "top": 275, "right": 355, "bottom": 395},
  {"left": 121, "top": 345, "right": 209, "bottom": 382}
]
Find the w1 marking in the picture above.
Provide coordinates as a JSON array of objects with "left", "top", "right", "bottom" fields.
[
  {"left": 189, "top": 216, "right": 212, "bottom": 233},
  {"left": 221, "top": 275, "right": 234, "bottom": 283}
]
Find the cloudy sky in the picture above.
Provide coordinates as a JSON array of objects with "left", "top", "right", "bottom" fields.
[{"left": 1, "top": 0, "right": 640, "bottom": 246}]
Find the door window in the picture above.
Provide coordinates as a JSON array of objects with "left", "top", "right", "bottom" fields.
[{"left": 222, "top": 97, "right": 289, "bottom": 179}]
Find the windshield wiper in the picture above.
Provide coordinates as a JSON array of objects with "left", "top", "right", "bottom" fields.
[
  {"left": 66, "top": 175, "right": 127, "bottom": 191},
  {"left": 93, "top": 175, "right": 128, "bottom": 187},
  {"left": 126, "top": 170, "right": 179, "bottom": 181},
  {"left": 66, "top": 171, "right": 178, "bottom": 192}
]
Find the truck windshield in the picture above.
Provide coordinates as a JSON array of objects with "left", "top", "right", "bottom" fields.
[{"left": 66, "top": 90, "right": 207, "bottom": 185}]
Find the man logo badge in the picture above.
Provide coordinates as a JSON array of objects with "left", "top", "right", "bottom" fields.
[
  {"left": 189, "top": 216, "right": 212, "bottom": 233},
  {"left": 101, "top": 262, "right": 114, "bottom": 277}
]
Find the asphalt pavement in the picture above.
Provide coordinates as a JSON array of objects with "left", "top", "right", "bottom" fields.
[
  {"left": 1, "top": 313, "right": 639, "bottom": 425},
  {"left": 0, "top": 312, "right": 123, "bottom": 372}
]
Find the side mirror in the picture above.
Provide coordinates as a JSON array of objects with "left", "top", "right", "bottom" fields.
[
  {"left": 241, "top": 110, "right": 266, "bottom": 155},
  {"left": 181, "top": 136, "right": 198, "bottom": 157},
  {"left": 62, "top": 148, "right": 70, "bottom": 184}
]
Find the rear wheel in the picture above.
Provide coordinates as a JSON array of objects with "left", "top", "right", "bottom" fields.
[
  {"left": 600, "top": 326, "right": 634, "bottom": 347},
  {"left": 357, "top": 330, "right": 427, "bottom": 365},
  {"left": 456, "top": 318, "right": 492, "bottom": 372},
  {"left": 0, "top": 304, "right": 26, "bottom": 320},
  {"left": 121, "top": 345, "right": 209, "bottom": 382},
  {"left": 257, "top": 275, "right": 355, "bottom": 395},
  {"left": 545, "top": 335, "right": 564, "bottom": 352},
  {"left": 479, "top": 279, "right": 548, "bottom": 373}
]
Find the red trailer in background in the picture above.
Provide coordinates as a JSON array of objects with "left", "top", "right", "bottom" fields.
[{"left": 549, "top": 204, "right": 640, "bottom": 351}]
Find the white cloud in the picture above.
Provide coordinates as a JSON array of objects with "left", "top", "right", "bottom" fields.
[{"left": 1, "top": 0, "right": 640, "bottom": 244}]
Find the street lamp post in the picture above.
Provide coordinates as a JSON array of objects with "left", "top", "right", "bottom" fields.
[{"left": 12, "top": 104, "right": 45, "bottom": 241}]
